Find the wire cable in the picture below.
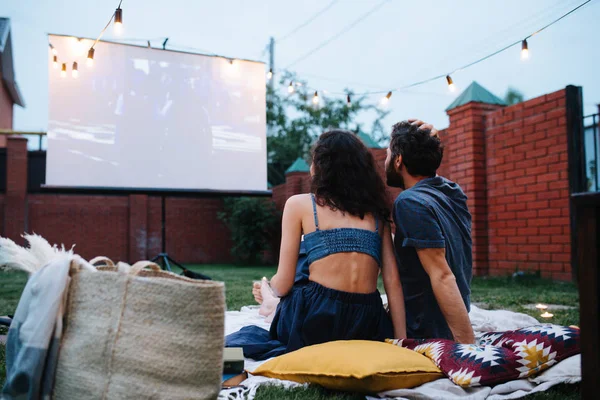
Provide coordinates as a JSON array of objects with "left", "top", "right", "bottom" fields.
[
  {"left": 284, "top": 0, "right": 390, "bottom": 69},
  {"left": 314, "top": 0, "right": 592, "bottom": 96},
  {"left": 277, "top": 0, "right": 340, "bottom": 42}
]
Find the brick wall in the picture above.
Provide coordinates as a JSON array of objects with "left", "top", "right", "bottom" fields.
[
  {"left": 1, "top": 136, "right": 234, "bottom": 264},
  {"left": 27, "top": 194, "right": 130, "bottom": 261},
  {"left": 485, "top": 90, "right": 571, "bottom": 280}
]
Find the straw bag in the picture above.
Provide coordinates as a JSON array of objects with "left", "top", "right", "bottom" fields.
[{"left": 52, "top": 257, "right": 226, "bottom": 400}]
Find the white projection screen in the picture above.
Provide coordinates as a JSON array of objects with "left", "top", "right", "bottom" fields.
[{"left": 46, "top": 34, "right": 268, "bottom": 192}]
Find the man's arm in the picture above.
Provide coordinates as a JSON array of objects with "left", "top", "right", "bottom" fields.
[{"left": 416, "top": 247, "right": 475, "bottom": 344}]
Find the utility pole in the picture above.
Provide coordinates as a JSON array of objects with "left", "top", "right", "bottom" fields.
[{"left": 268, "top": 37, "right": 275, "bottom": 91}]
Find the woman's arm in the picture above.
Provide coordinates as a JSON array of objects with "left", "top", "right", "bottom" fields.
[
  {"left": 269, "top": 195, "right": 303, "bottom": 297},
  {"left": 381, "top": 222, "right": 407, "bottom": 339}
]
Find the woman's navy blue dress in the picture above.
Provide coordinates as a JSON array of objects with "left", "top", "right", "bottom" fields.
[{"left": 225, "top": 195, "right": 393, "bottom": 360}]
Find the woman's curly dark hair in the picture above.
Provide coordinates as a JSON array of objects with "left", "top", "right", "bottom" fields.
[{"left": 310, "top": 129, "right": 390, "bottom": 222}]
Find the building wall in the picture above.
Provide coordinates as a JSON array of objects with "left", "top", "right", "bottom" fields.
[{"left": 0, "top": 76, "right": 13, "bottom": 145}]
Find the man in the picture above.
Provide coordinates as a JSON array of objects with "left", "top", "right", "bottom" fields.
[{"left": 385, "top": 119, "right": 475, "bottom": 343}]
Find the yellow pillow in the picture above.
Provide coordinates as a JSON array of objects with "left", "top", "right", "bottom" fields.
[{"left": 251, "top": 340, "right": 444, "bottom": 393}]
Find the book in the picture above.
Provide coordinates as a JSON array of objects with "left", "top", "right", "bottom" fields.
[{"left": 223, "top": 347, "right": 245, "bottom": 375}]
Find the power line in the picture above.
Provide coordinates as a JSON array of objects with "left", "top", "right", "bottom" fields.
[
  {"left": 277, "top": 0, "right": 340, "bottom": 42},
  {"left": 309, "top": 0, "right": 592, "bottom": 97},
  {"left": 284, "top": 0, "right": 391, "bottom": 69}
]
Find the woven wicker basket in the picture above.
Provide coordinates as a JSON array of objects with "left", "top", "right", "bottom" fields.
[{"left": 52, "top": 258, "right": 225, "bottom": 400}]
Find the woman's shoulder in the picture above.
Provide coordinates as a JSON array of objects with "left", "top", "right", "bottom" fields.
[{"left": 284, "top": 193, "right": 313, "bottom": 211}]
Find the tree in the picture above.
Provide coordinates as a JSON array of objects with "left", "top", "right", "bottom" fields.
[
  {"left": 266, "top": 72, "right": 389, "bottom": 185},
  {"left": 218, "top": 197, "right": 280, "bottom": 265},
  {"left": 504, "top": 87, "right": 525, "bottom": 106}
]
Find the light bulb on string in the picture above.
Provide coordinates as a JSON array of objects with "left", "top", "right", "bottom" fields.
[
  {"left": 288, "top": 81, "right": 294, "bottom": 94},
  {"left": 61, "top": 63, "right": 67, "bottom": 78},
  {"left": 229, "top": 59, "right": 235, "bottom": 65},
  {"left": 49, "top": 44, "right": 57, "bottom": 56},
  {"left": 446, "top": 75, "right": 456, "bottom": 92},
  {"left": 521, "top": 39, "right": 529, "bottom": 60},
  {"left": 346, "top": 94, "right": 351, "bottom": 107},
  {"left": 87, "top": 48, "right": 95, "bottom": 67},
  {"left": 72, "top": 62, "right": 79, "bottom": 79},
  {"left": 53, "top": 55, "right": 58, "bottom": 69},
  {"left": 114, "top": 7, "right": 123, "bottom": 34},
  {"left": 312, "top": 91, "right": 319, "bottom": 105},
  {"left": 267, "top": 69, "right": 273, "bottom": 80},
  {"left": 380, "top": 91, "right": 392, "bottom": 106}
]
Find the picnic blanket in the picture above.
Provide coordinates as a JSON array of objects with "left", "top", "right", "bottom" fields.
[{"left": 219, "top": 301, "right": 581, "bottom": 400}]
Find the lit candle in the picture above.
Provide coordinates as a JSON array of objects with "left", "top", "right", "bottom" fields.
[
  {"left": 541, "top": 312, "right": 554, "bottom": 318},
  {"left": 535, "top": 304, "right": 548, "bottom": 310}
]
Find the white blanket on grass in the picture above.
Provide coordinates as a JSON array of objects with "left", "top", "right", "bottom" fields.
[{"left": 219, "top": 299, "right": 580, "bottom": 400}]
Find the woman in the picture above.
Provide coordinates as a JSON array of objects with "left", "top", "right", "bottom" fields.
[{"left": 226, "top": 129, "right": 406, "bottom": 360}]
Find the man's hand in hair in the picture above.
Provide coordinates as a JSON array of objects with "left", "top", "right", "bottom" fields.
[{"left": 407, "top": 119, "right": 439, "bottom": 138}]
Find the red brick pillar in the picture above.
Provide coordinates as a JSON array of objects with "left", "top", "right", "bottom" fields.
[
  {"left": 285, "top": 172, "right": 308, "bottom": 199},
  {"left": 128, "top": 194, "right": 148, "bottom": 262},
  {"left": 4, "top": 136, "right": 28, "bottom": 244},
  {"left": 445, "top": 103, "right": 503, "bottom": 276}
]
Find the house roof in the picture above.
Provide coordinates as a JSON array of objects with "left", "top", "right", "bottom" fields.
[
  {"left": 445, "top": 81, "right": 505, "bottom": 111},
  {"left": 0, "top": 18, "right": 25, "bottom": 107},
  {"left": 357, "top": 131, "right": 381, "bottom": 149},
  {"left": 285, "top": 157, "right": 310, "bottom": 174}
]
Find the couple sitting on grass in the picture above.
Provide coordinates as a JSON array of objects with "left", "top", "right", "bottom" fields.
[{"left": 226, "top": 119, "right": 475, "bottom": 360}]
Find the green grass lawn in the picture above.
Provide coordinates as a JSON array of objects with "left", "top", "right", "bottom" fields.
[{"left": 0, "top": 265, "right": 580, "bottom": 398}]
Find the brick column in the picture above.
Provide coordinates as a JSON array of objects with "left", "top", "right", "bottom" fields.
[
  {"left": 445, "top": 103, "right": 503, "bottom": 276},
  {"left": 128, "top": 194, "right": 148, "bottom": 262},
  {"left": 4, "top": 136, "right": 28, "bottom": 244},
  {"left": 285, "top": 172, "right": 308, "bottom": 199}
]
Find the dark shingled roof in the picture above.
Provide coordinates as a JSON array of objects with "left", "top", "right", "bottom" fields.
[{"left": 0, "top": 18, "right": 25, "bottom": 107}]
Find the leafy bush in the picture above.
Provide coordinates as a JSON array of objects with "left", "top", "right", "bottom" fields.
[{"left": 218, "top": 197, "right": 280, "bottom": 265}]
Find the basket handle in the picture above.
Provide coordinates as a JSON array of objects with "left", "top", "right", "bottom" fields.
[
  {"left": 128, "top": 261, "right": 162, "bottom": 275},
  {"left": 89, "top": 256, "right": 116, "bottom": 268}
]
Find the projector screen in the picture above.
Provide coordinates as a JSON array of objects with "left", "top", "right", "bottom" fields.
[{"left": 46, "top": 34, "right": 267, "bottom": 192}]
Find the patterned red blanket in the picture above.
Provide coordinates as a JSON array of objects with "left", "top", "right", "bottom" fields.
[{"left": 387, "top": 324, "right": 580, "bottom": 387}]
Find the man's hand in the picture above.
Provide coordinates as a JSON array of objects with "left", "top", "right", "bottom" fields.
[{"left": 408, "top": 118, "right": 439, "bottom": 138}]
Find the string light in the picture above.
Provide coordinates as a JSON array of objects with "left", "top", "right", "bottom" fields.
[
  {"left": 380, "top": 91, "right": 392, "bottom": 105},
  {"left": 61, "top": 63, "right": 67, "bottom": 78},
  {"left": 284, "top": 1, "right": 591, "bottom": 101},
  {"left": 446, "top": 75, "right": 456, "bottom": 92},
  {"left": 267, "top": 69, "right": 273, "bottom": 80},
  {"left": 72, "top": 62, "right": 79, "bottom": 78},
  {"left": 521, "top": 39, "right": 529, "bottom": 60},
  {"left": 53, "top": 55, "right": 58, "bottom": 69},
  {"left": 49, "top": 44, "right": 57, "bottom": 55},
  {"left": 288, "top": 81, "right": 295, "bottom": 94},
  {"left": 114, "top": 6, "right": 123, "bottom": 34},
  {"left": 87, "top": 48, "right": 95, "bottom": 67},
  {"left": 312, "top": 91, "right": 319, "bottom": 105},
  {"left": 346, "top": 94, "right": 351, "bottom": 107}
]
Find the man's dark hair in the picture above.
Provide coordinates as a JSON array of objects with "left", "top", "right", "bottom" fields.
[{"left": 389, "top": 121, "right": 444, "bottom": 177}]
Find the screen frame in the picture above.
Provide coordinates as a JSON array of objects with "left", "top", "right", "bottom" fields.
[
  {"left": 40, "top": 184, "right": 272, "bottom": 198},
  {"left": 45, "top": 33, "right": 268, "bottom": 194}
]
